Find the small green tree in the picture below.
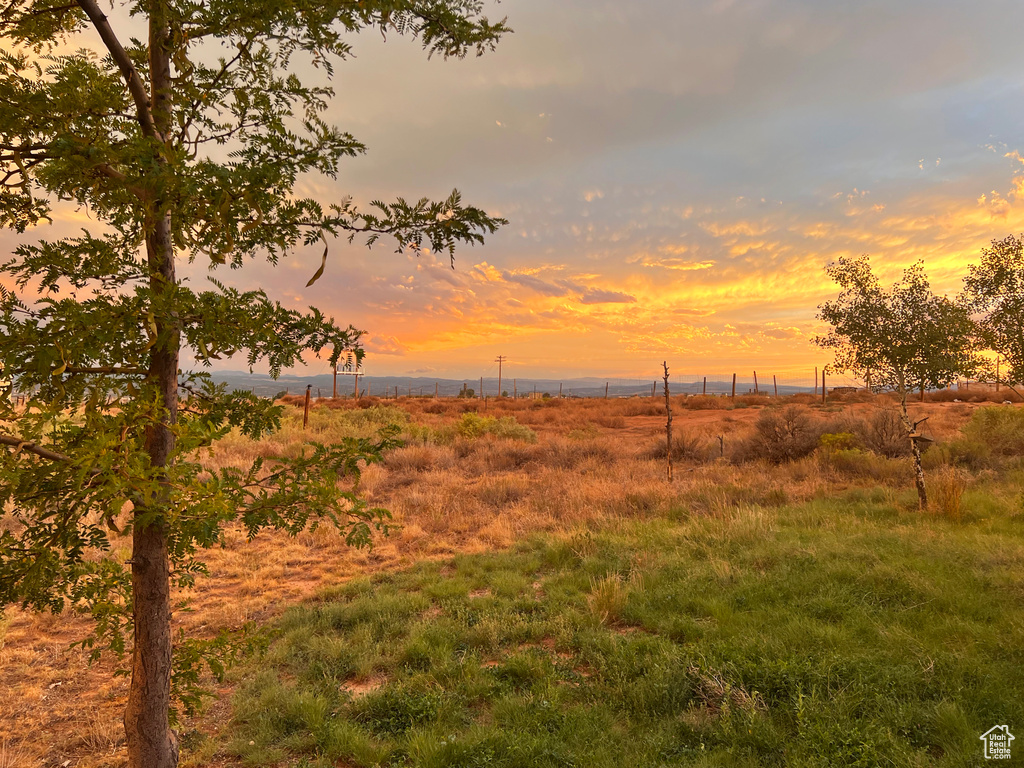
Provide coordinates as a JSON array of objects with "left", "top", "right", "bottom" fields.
[
  {"left": 0, "top": 2, "right": 508, "bottom": 766},
  {"left": 962, "top": 234, "right": 1024, "bottom": 396},
  {"left": 816, "top": 256, "right": 981, "bottom": 508}
]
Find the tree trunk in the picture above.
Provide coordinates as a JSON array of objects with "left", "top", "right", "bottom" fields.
[
  {"left": 125, "top": 510, "right": 177, "bottom": 768},
  {"left": 125, "top": 5, "right": 178, "bottom": 766},
  {"left": 899, "top": 398, "right": 927, "bottom": 510}
]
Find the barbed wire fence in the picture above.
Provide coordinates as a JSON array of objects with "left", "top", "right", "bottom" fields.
[{"left": 4, "top": 369, "right": 1003, "bottom": 403}]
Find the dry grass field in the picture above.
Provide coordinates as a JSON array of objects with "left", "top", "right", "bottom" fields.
[{"left": 0, "top": 391, "right": 1018, "bottom": 766}]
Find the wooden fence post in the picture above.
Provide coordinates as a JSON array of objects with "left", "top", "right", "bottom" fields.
[
  {"left": 333, "top": 364, "right": 337, "bottom": 399},
  {"left": 302, "top": 384, "right": 312, "bottom": 430},
  {"left": 702, "top": 376, "right": 706, "bottom": 396},
  {"left": 821, "top": 371, "right": 826, "bottom": 404},
  {"left": 753, "top": 370, "right": 759, "bottom": 395},
  {"left": 605, "top": 382, "right": 609, "bottom": 399},
  {"left": 773, "top": 375, "right": 778, "bottom": 397},
  {"left": 731, "top": 373, "right": 736, "bottom": 399}
]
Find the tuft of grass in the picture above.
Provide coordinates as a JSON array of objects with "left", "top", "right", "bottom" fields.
[{"left": 931, "top": 465, "right": 968, "bottom": 522}]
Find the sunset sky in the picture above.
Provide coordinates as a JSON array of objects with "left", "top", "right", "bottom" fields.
[{"left": 10, "top": 0, "right": 1024, "bottom": 382}]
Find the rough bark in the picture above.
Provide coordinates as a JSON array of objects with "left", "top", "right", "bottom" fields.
[
  {"left": 125, "top": 509, "right": 177, "bottom": 768},
  {"left": 123, "top": 3, "right": 179, "bottom": 766}
]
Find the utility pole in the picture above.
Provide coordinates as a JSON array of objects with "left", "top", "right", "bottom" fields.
[{"left": 495, "top": 355, "right": 507, "bottom": 396}]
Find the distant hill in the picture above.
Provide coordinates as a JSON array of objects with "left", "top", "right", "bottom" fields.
[{"left": 209, "top": 371, "right": 815, "bottom": 399}]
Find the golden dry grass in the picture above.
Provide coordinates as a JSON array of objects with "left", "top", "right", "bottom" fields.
[{"left": 0, "top": 393, "right": 991, "bottom": 766}]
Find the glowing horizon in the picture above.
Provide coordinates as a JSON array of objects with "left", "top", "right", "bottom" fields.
[{"left": 5, "top": 1, "right": 1024, "bottom": 382}]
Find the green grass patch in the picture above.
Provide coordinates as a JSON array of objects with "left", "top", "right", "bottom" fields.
[{"left": 223, "top": 490, "right": 1024, "bottom": 767}]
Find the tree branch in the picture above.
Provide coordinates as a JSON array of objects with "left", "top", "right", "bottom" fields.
[
  {"left": 0, "top": 433, "right": 74, "bottom": 464},
  {"left": 64, "top": 366, "right": 147, "bottom": 375},
  {"left": 75, "top": 0, "right": 157, "bottom": 139}
]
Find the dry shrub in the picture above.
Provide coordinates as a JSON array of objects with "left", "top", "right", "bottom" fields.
[
  {"left": 595, "top": 415, "right": 627, "bottom": 429},
  {"left": 545, "top": 437, "right": 619, "bottom": 469},
  {"left": 483, "top": 441, "right": 546, "bottom": 472},
  {"left": 682, "top": 395, "right": 730, "bottom": 410},
  {"left": 857, "top": 409, "right": 910, "bottom": 458},
  {"left": 824, "top": 388, "right": 875, "bottom": 403},
  {"left": 823, "top": 449, "right": 911, "bottom": 485},
  {"left": 734, "top": 406, "right": 820, "bottom": 464},
  {"left": 622, "top": 399, "right": 663, "bottom": 417},
  {"left": 926, "top": 386, "right": 1022, "bottom": 404},
  {"left": 385, "top": 444, "right": 441, "bottom": 473},
  {"left": 642, "top": 432, "right": 714, "bottom": 463},
  {"left": 931, "top": 465, "right": 967, "bottom": 522},
  {"left": 477, "top": 475, "right": 531, "bottom": 508}
]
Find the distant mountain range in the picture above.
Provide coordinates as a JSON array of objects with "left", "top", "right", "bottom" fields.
[{"left": 209, "top": 371, "right": 817, "bottom": 399}]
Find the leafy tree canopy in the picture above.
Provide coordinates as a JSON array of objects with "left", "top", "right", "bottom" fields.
[
  {"left": 962, "top": 233, "right": 1024, "bottom": 392},
  {"left": 816, "top": 256, "right": 981, "bottom": 399}
]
